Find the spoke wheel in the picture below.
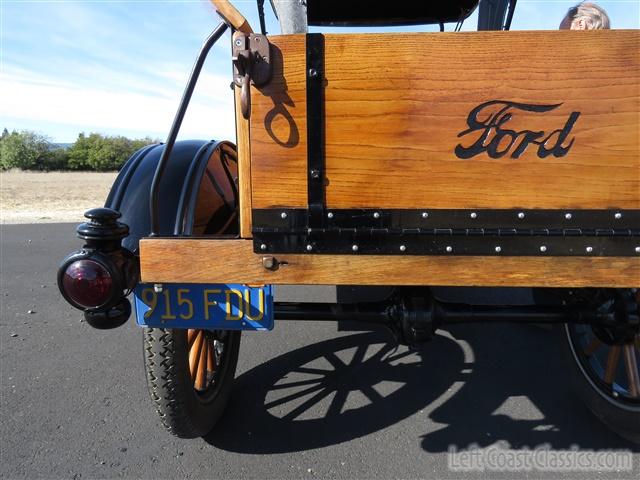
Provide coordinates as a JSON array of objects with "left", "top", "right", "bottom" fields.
[
  {"left": 187, "top": 329, "right": 225, "bottom": 393},
  {"left": 567, "top": 324, "right": 640, "bottom": 405},
  {"left": 144, "top": 328, "right": 241, "bottom": 438},
  {"left": 561, "top": 291, "right": 640, "bottom": 444}
]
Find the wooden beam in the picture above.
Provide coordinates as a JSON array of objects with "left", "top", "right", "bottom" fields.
[
  {"left": 139, "top": 238, "right": 640, "bottom": 288},
  {"left": 233, "top": 33, "right": 253, "bottom": 237},
  {"left": 210, "top": 0, "right": 253, "bottom": 33}
]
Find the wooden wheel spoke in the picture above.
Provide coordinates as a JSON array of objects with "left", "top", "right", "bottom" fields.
[
  {"left": 603, "top": 346, "right": 621, "bottom": 385},
  {"left": 188, "top": 330, "right": 204, "bottom": 383},
  {"left": 583, "top": 337, "right": 602, "bottom": 357},
  {"left": 622, "top": 344, "right": 640, "bottom": 397},
  {"left": 188, "top": 330, "right": 221, "bottom": 391},
  {"left": 195, "top": 338, "right": 208, "bottom": 391},
  {"left": 188, "top": 329, "right": 199, "bottom": 348}
]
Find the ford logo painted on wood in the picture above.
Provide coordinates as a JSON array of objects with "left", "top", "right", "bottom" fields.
[{"left": 455, "top": 100, "right": 581, "bottom": 159}]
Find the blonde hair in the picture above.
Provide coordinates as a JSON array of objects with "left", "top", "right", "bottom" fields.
[{"left": 563, "top": 2, "right": 611, "bottom": 29}]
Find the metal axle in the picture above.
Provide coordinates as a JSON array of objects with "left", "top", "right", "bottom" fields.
[
  {"left": 274, "top": 300, "right": 616, "bottom": 325},
  {"left": 274, "top": 294, "right": 636, "bottom": 345}
]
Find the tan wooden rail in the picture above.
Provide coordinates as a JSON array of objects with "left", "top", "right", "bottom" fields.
[
  {"left": 210, "top": 0, "right": 253, "bottom": 33},
  {"left": 140, "top": 239, "right": 640, "bottom": 287}
]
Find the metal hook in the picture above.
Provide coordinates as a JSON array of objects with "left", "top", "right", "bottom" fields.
[{"left": 240, "top": 72, "right": 251, "bottom": 119}]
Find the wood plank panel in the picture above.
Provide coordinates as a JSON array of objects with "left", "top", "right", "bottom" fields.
[
  {"left": 140, "top": 239, "right": 640, "bottom": 287},
  {"left": 234, "top": 31, "right": 253, "bottom": 237},
  {"left": 250, "top": 30, "right": 640, "bottom": 210}
]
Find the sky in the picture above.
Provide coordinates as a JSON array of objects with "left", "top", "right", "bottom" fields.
[{"left": 1, "top": 0, "right": 638, "bottom": 143}]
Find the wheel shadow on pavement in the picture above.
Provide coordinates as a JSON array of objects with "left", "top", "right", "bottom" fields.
[
  {"left": 421, "top": 324, "right": 639, "bottom": 453},
  {"left": 205, "top": 324, "right": 638, "bottom": 453}
]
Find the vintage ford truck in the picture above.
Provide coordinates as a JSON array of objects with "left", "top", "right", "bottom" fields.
[{"left": 57, "top": 0, "right": 639, "bottom": 442}]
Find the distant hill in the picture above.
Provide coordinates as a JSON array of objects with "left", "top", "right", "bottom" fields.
[{"left": 50, "top": 143, "right": 72, "bottom": 150}]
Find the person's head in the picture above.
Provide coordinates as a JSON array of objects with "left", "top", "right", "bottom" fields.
[{"left": 560, "top": 2, "right": 611, "bottom": 30}]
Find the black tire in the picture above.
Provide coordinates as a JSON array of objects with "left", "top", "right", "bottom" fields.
[
  {"left": 560, "top": 322, "right": 640, "bottom": 444},
  {"left": 143, "top": 328, "right": 241, "bottom": 438}
]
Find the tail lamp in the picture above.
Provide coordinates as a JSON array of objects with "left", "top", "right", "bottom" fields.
[
  {"left": 57, "top": 208, "right": 138, "bottom": 329},
  {"left": 61, "top": 257, "right": 116, "bottom": 309}
]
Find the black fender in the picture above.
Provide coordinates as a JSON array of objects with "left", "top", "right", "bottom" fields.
[{"left": 104, "top": 140, "right": 238, "bottom": 253}]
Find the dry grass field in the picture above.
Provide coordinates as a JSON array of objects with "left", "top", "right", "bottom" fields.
[{"left": 0, "top": 170, "right": 118, "bottom": 224}]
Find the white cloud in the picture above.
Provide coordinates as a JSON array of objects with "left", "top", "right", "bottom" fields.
[{"left": 0, "top": 68, "right": 236, "bottom": 142}]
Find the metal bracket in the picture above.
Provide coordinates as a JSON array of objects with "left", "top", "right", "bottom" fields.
[
  {"left": 232, "top": 32, "right": 272, "bottom": 119},
  {"left": 252, "top": 208, "right": 640, "bottom": 257},
  {"left": 306, "top": 33, "right": 326, "bottom": 229}
]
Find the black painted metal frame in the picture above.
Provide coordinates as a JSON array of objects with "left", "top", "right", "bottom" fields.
[
  {"left": 306, "top": 33, "right": 326, "bottom": 229},
  {"left": 252, "top": 208, "right": 640, "bottom": 256}
]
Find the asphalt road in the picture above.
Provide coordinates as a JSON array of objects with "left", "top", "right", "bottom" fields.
[{"left": 1, "top": 223, "right": 638, "bottom": 479}]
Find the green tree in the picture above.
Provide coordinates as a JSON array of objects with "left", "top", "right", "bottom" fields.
[
  {"left": 43, "top": 148, "right": 70, "bottom": 171},
  {"left": 1, "top": 130, "right": 157, "bottom": 171},
  {"left": 66, "top": 132, "right": 92, "bottom": 170},
  {"left": 67, "top": 132, "right": 156, "bottom": 171},
  {"left": 0, "top": 130, "right": 53, "bottom": 170}
]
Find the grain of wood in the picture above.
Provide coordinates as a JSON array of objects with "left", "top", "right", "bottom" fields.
[
  {"left": 140, "top": 238, "right": 640, "bottom": 287},
  {"left": 250, "top": 30, "right": 640, "bottom": 210},
  {"left": 234, "top": 53, "right": 254, "bottom": 238}
]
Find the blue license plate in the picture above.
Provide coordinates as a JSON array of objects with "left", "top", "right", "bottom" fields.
[{"left": 133, "top": 283, "right": 274, "bottom": 331}]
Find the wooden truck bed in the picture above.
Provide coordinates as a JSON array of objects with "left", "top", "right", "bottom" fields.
[{"left": 140, "top": 29, "right": 640, "bottom": 287}]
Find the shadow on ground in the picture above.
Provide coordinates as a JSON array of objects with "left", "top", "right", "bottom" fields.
[{"left": 206, "top": 324, "right": 638, "bottom": 453}]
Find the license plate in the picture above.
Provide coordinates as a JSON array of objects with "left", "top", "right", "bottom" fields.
[{"left": 133, "top": 283, "right": 274, "bottom": 331}]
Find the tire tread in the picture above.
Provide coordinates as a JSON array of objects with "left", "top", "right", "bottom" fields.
[{"left": 143, "top": 328, "right": 200, "bottom": 438}]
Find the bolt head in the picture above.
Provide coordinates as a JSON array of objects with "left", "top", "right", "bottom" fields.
[
  {"left": 565, "top": 213, "right": 572, "bottom": 220},
  {"left": 308, "top": 68, "right": 318, "bottom": 77},
  {"left": 517, "top": 212, "right": 525, "bottom": 219},
  {"left": 586, "top": 246, "right": 593, "bottom": 253},
  {"left": 153, "top": 284, "right": 163, "bottom": 293},
  {"left": 280, "top": 212, "right": 287, "bottom": 219},
  {"left": 262, "top": 256, "right": 277, "bottom": 270},
  {"left": 234, "top": 39, "right": 242, "bottom": 47},
  {"left": 373, "top": 212, "right": 380, "bottom": 219},
  {"left": 445, "top": 246, "right": 453, "bottom": 253},
  {"left": 615, "top": 212, "right": 623, "bottom": 219},
  {"left": 260, "top": 243, "right": 267, "bottom": 251},
  {"left": 399, "top": 245, "right": 406, "bottom": 252},
  {"left": 306, "top": 244, "right": 313, "bottom": 252},
  {"left": 327, "top": 212, "right": 334, "bottom": 219},
  {"left": 422, "top": 212, "right": 429, "bottom": 219},
  {"left": 470, "top": 212, "right": 477, "bottom": 219},
  {"left": 495, "top": 246, "right": 502, "bottom": 253},
  {"left": 352, "top": 245, "right": 358, "bottom": 252},
  {"left": 540, "top": 245, "right": 547, "bottom": 253},
  {"left": 635, "top": 246, "right": 640, "bottom": 253}
]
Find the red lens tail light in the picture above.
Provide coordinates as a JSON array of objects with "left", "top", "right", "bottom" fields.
[{"left": 62, "top": 259, "right": 114, "bottom": 309}]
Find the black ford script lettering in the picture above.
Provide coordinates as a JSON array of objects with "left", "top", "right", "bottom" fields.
[{"left": 455, "top": 100, "right": 580, "bottom": 159}]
